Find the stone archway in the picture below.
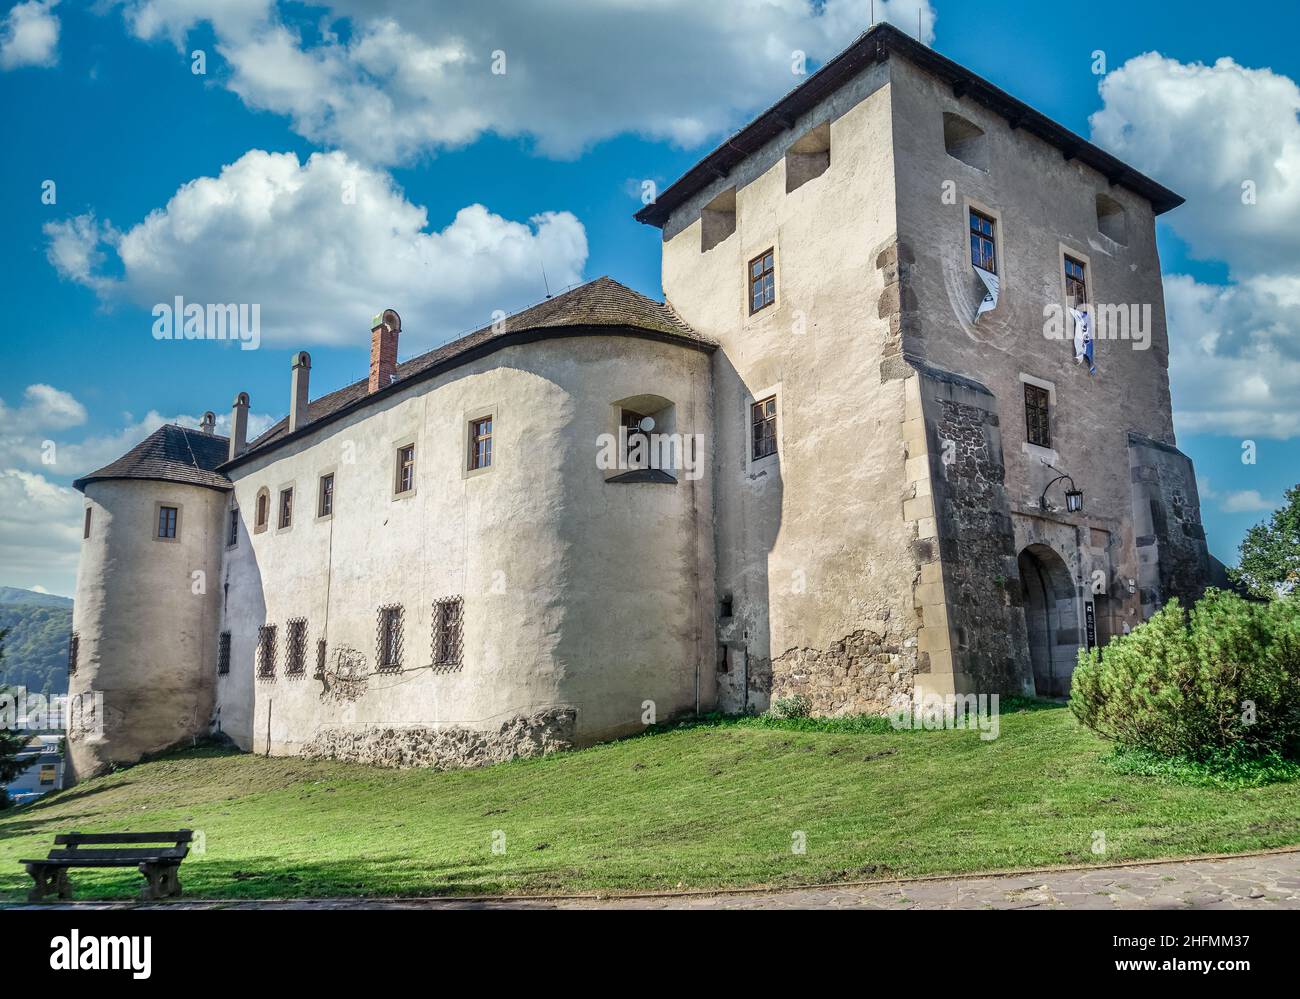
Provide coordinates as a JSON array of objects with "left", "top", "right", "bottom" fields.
[{"left": 1017, "top": 544, "right": 1080, "bottom": 697}]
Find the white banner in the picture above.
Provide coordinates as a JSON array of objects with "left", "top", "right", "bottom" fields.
[{"left": 974, "top": 265, "right": 999, "bottom": 318}]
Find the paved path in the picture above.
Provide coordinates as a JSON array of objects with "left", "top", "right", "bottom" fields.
[{"left": 8, "top": 849, "right": 1300, "bottom": 910}]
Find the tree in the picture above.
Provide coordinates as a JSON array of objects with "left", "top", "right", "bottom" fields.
[
  {"left": 1232, "top": 484, "right": 1300, "bottom": 600},
  {"left": 0, "top": 628, "right": 31, "bottom": 807}
]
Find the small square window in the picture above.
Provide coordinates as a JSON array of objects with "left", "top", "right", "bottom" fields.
[
  {"left": 278, "top": 488, "right": 293, "bottom": 529},
  {"left": 217, "top": 631, "right": 231, "bottom": 676},
  {"left": 1025, "top": 383, "right": 1052, "bottom": 449},
  {"left": 396, "top": 445, "right": 415, "bottom": 494},
  {"left": 748, "top": 249, "right": 775, "bottom": 314},
  {"left": 1064, "top": 255, "right": 1088, "bottom": 306},
  {"left": 970, "top": 209, "right": 997, "bottom": 273},
  {"left": 751, "top": 396, "right": 777, "bottom": 461},
  {"left": 227, "top": 508, "right": 239, "bottom": 547},
  {"left": 83, "top": 508, "right": 92, "bottom": 540},
  {"left": 157, "top": 505, "right": 178, "bottom": 540},
  {"left": 318, "top": 473, "right": 334, "bottom": 517},
  {"left": 468, "top": 418, "right": 493, "bottom": 471}
]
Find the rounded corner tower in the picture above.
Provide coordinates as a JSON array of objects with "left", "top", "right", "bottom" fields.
[{"left": 68, "top": 423, "right": 231, "bottom": 782}]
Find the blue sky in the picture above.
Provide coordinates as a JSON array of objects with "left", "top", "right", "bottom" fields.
[{"left": 2, "top": 0, "right": 1298, "bottom": 595}]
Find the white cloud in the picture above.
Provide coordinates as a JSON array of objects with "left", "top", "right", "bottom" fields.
[
  {"left": 0, "top": 0, "right": 60, "bottom": 70},
  {"left": 116, "top": 0, "right": 936, "bottom": 164},
  {"left": 1221, "top": 489, "right": 1277, "bottom": 514},
  {"left": 0, "top": 384, "right": 86, "bottom": 433},
  {"left": 1091, "top": 53, "right": 1300, "bottom": 273},
  {"left": 0, "top": 468, "right": 81, "bottom": 597},
  {"left": 44, "top": 149, "right": 589, "bottom": 349},
  {"left": 1091, "top": 52, "right": 1300, "bottom": 439}
]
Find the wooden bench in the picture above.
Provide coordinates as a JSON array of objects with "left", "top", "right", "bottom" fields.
[{"left": 21, "top": 830, "right": 193, "bottom": 901}]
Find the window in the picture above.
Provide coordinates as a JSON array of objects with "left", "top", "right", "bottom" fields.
[
  {"left": 83, "top": 508, "right": 91, "bottom": 540},
  {"left": 156, "top": 505, "right": 178, "bottom": 540},
  {"left": 315, "top": 639, "right": 327, "bottom": 677},
  {"left": 217, "top": 631, "right": 231, "bottom": 676},
  {"left": 395, "top": 445, "right": 415, "bottom": 494},
  {"left": 1025, "top": 383, "right": 1051, "bottom": 449},
  {"left": 67, "top": 632, "right": 78, "bottom": 675},
  {"left": 377, "top": 605, "right": 403, "bottom": 670},
  {"left": 227, "top": 508, "right": 239, "bottom": 547},
  {"left": 286, "top": 618, "right": 307, "bottom": 675},
  {"left": 278, "top": 487, "right": 293, "bottom": 529},
  {"left": 969, "top": 209, "right": 996, "bottom": 273},
  {"left": 255, "top": 489, "right": 270, "bottom": 532},
  {"left": 1064, "top": 255, "right": 1088, "bottom": 306},
  {"left": 1096, "top": 192, "right": 1128, "bottom": 244},
  {"left": 751, "top": 396, "right": 777, "bottom": 461},
  {"left": 748, "top": 249, "right": 775, "bottom": 314},
  {"left": 257, "top": 624, "right": 277, "bottom": 677},
  {"left": 318, "top": 473, "right": 334, "bottom": 517},
  {"left": 432, "top": 596, "right": 464, "bottom": 669},
  {"left": 468, "top": 417, "right": 493, "bottom": 471}
]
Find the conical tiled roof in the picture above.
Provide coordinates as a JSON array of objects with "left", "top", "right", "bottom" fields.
[
  {"left": 74, "top": 424, "right": 232, "bottom": 493},
  {"left": 233, "top": 276, "right": 711, "bottom": 464}
]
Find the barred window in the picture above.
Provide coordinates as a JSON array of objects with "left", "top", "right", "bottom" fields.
[
  {"left": 157, "top": 505, "right": 178, "bottom": 539},
  {"left": 257, "top": 624, "right": 277, "bottom": 677},
  {"left": 1025, "top": 383, "right": 1051, "bottom": 449},
  {"left": 67, "top": 632, "right": 79, "bottom": 675},
  {"left": 227, "top": 508, "right": 239, "bottom": 547},
  {"left": 748, "top": 249, "right": 775, "bottom": 314},
  {"left": 377, "top": 605, "right": 403, "bottom": 670},
  {"left": 286, "top": 618, "right": 307, "bottom": 674},
  {"left": 217, "top": 631, "right": 231, "bottom": 676},
  {"left": 468, "top": 418, "right": 492, "bottom": 471},
  {"left": 432, "top": 596, "right": 464, "bottom": 669},
  {"left": 970, "top": 209, "right": 996, "bottom": 273},
  {"left": 278, "top": 487, "right": 293, "bottom": 529},
  {"left": 751, "top": 396, "right": 777, "bottom": 461}
]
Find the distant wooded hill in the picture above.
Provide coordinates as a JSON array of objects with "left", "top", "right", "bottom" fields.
[{"left": 0, "top": 587, "right": 73, "bottom": 697}]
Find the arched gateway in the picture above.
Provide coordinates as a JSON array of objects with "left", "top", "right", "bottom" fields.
[{"left": 1017, "top": 544, "right": 1081, "bottom": 697}]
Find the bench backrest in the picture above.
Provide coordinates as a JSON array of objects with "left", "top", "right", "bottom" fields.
[{"left": 54, "top": 830, "right": 193, "bottom": 848}]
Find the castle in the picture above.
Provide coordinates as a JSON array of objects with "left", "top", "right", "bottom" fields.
[{"left": 67, "top": 24, "right": 1209, "bottom": 779}]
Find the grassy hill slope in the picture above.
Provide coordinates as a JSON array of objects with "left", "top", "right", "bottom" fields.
[{"left": 2, "top": 704, "right": 1298, "bottom": 901}]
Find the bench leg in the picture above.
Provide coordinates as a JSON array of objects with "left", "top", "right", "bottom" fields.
[
  {"left": 138, "top": 863, "right": 165, "bottom": 901},
  {"left": 54, "top": 868, "right": 73, "bottom": 900},
  {"left": 25, "top": 864, "right": 50, "bottom": 903},
  {"left": 163, "top": 865, "right": 182, "bottom": 898}
]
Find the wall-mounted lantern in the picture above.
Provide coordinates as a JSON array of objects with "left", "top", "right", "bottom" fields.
[{"left": 1039, "top": 459, "right": 1083, "bottom": 514}]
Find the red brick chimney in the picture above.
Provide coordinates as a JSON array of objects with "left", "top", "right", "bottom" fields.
[{"left": 369, "top": 310, "right": 400, "bottom": 393}]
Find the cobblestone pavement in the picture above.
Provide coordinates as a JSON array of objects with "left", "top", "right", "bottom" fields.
[{"left": 8, "top": 849, "right": 1300, "bottom": 910}]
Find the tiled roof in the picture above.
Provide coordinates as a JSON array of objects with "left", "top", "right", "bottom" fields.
[
  {"left": 74, "top": 424, "right": 232, "bottom": 493},
  {"left": 634, "top": 23, "right": 1184, "bottom": 229},
  {"left": 228, "top": 276, "right": 712, "bottom": 467}
]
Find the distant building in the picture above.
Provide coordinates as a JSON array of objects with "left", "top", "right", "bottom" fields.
[
  {"left": 67, "top": 24, "right": 1208, "bottom": 780},
  {"left": 5, "top": 735, "right": 64, "bottom": 804}
]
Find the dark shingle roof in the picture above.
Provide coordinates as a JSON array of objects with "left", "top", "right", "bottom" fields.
[
  {"left": 226, "top": 276, "right": 712, "bottom": 468},
  {"left": 634, "top": 23, "right": 1184, "bottom": 229},
  {"left": 74, "top": 424, "right": 232, "bottom": 493}
]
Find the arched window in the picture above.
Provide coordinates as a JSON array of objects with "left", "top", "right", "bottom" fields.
[{"left": 254, "top": 487, "right": 270, "bottom": 534}]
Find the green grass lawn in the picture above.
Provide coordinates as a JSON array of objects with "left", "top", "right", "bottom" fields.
[{"left": 2, "top": 702, "right": 1298, "bottom": 901}]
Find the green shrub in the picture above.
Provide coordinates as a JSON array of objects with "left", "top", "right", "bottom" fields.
[
  {"left": 1070, "top": 589, "right": 1300, "bottom": 760},
  {"left": 768, "top": 694, "right": 812, "bottom": 720}
]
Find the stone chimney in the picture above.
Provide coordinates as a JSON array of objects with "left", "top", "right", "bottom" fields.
[
  {"left": 199, "top": 411, "right": 216, "bottom": 435},
  {"left": 228, "top": 392, "right": 249, "bottom": 461},
  {"left": 289, "top": 351, "right": 311, "bottom": 433},
  {"left": 369, "top": 309, "right": 401, "bottom": 393}
]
